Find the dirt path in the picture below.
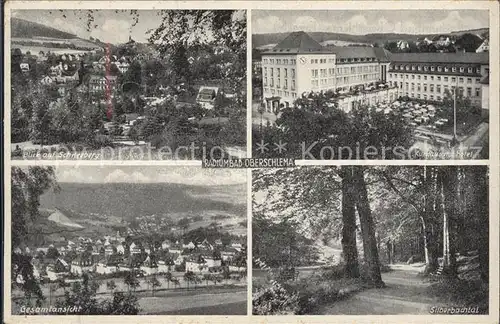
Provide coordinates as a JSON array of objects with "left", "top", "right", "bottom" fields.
[{"left": 314, "top": 263, "right": 443, "bottom": 315}]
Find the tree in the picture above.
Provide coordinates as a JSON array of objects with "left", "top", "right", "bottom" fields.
[
  {"left": 11, "top": 167, "right": 59, "bottom": 307},
  {"left": 183, "top": 271, "right": 195, "bottom": 290},
  {"left": 56, "top": 273, "right": 140, "bottom": 315},
  {"left": 164, "top": 271, "right": 173, "bottom": 289},
  {"left": 124, "top": 271, "right": 140, "bottom": 291},
  {"left": 147, "top": 276, "right": 162, "bottom": 296}
]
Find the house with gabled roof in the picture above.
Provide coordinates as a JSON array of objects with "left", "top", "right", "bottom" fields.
[
  {"left": 140, "top": 254, "right": 159, "bottom": 275},
  {"left": 71, "top": 252, "right": 94, "bottom": 275},
  {"left": 95, "top": 254, "right": 122, "bottom": 274},
  {"left": 46, "top": 258, "right": 70, "bottom": 281}
]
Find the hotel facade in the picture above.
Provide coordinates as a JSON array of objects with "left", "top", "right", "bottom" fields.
[
  {"left": 387, "top": 52, "right": 489, "bottom": 113},
  {"left": 260, "top": 31, "right": 489, "bottom": 115}
]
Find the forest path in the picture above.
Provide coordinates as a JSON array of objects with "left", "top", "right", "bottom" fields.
[{"left": 314, "top": 263, "right": 444, "bottom": 315}]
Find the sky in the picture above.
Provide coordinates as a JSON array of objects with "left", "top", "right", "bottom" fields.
[
  {"left": 53, "top": 166, "right": 246, "bottom": 186},
  {"left": 12, "top": 10, "right": 164, "bottom": 43},
  {"left": 252, "top": 10, "right": 489, "bottom": 35}
]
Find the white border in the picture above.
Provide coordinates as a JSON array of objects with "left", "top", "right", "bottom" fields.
[{"left": 4, "top": 1, "right": 499, "bottom": 323}]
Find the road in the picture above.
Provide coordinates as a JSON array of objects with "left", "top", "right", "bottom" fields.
[{"left": 313, "top": 263, "right": 441, "bottom": 315}]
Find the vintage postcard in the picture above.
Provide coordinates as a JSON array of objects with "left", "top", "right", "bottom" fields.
[
  {"left": 7, "top": 8, "right": 247, "bottom": 161},
  {"left": 8, "top": 165, "right": 248, "bottom": 315},
  {"left": 3, "top": 1, "right": 499, "bottom": 324},
  {"left": 252, "top": 9, "right": 491, "bottom": 160}
]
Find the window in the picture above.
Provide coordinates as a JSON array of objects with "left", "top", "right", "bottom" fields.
[
  {"left": 312, "top": 69, "right": 318, "bottom": 78},
  {"left": 438, "top": 66, "right": 442, "bottom": 72},
  {"left": 284, "top": 68, "right": 288, "bottom": 78},
  {"left": 468, "top": 67, "right": 472, "bottom": 73},
  {"left": 405, "top": 82, "right": 409, "bottom": 91},
  {"left": 424, "top": 76, "right": 427, "bottom": 80},
  {"left": 411, "top": 83, "right": 415, "bottom": 91},
  {"left": 270, "top": 68, "right": 274, "bottom": 77},
  {"left": 292, "top": 69, "right": 296, "bottom": 78},
  {"left": 417, "top": 94, "right": 421, "bottom": 99},
  {"left": 418, "top": 66, "right": 422, "bottom": 71},
  {"left": 451, "top": 77, "right": 456, "bottom": 83},
  {"left": 424, "top": 84, "right": 428, "bottom": 92},
  {"left": 417, "top": 84, "right": 421, "bottom": 91},
  {"left": 284, "top": 79, "right": 288, "bottom": 89},
  {"left": 437, "top": 85, "right": 441, "bottom": 93},
  {"left": 277, "top": 68, "right": 281, "bottom": 77},
  {"left": 430, "top": 85, "right": 434, "bottom": 92},
  {"left": 459, "top": 77, "right": 464, "bottom": 83},
  {"left": 277, "top": 78, "right": 280, "bottom": 88},
  {"left": 406, "top": 75, "right": 409, "bottom": 79},
  {"left": 430, "top": 95, "right": 434, "bottom": 100},
  {"left": 411, "top": 65, "right": 416, "bottom": 71},
  {"left": 460, "top": 67, "right": 464, "bottom": 72},
  {"left": 264, "top": 77, "right": 267, "bottom": 86},
  {"left": 291, "top": 80, "right": 295, "bottom": 90},
  {"left": 430, "top": 76, "right": 434, "bottom": 81},
  {"left": 444, "top": 67, "right": 449, "bottom": 72},
  {"left": 476, "top": 78, "right": 480, "bottom": 83},
  {"left": 452, "top": 67, "right": 456, "bottom": 72},
  {"left": 431, "top": 66, "right": 435, "bottom": 71},
  {"left": 320, "top": 69, "right": 327, "bottom": 78},
  {"left": 418, "top": 75, "right": 421, "bottom": 80},
  {"left": 467, "top": 78, "right": 472, "bottom": 84},
  {"left": 412, "top": 75, "right": 415, "bottom": 80},
  {"left": 467, "top": 87, "right": 472, "bottom": 97},
  {"left": 475, "top": 88, "right": 480, "bottom": 97},
  {"left": 437, "top": 76, "right": 441, "bottom": 81},
  {"left": 437, "top": 96, "right": 441, "bottom": 101},
  {"left": 389, "top": 73, "right": 392, "bottom": 78},
  {"left": 476, "top": 68, "right": 481, "bottom": 73},
  {"left": 444, "top": 76, "right": 448, "bottom": 82}
]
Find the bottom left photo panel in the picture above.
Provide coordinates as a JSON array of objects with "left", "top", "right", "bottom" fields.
[{"left": 9, "top": 165, "right": 248, "bottom": 315}]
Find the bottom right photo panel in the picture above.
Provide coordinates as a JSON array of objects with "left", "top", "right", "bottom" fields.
[{"left": 252, "top": 165, "right": 489, "bottom": 315}]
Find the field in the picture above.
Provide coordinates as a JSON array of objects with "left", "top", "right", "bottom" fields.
[{"left": 12, "top": 284, "right": 247, "bottom": 315}]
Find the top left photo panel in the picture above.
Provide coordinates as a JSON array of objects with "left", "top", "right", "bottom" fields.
[{"left": 8, "top": 9, "right": 247, "bottom": 161}]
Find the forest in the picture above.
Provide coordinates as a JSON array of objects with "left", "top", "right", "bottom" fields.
[{"left": 252, "top": 165, "right": 489, "bottom": 315}]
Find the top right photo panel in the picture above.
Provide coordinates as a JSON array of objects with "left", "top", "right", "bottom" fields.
[{"left": 252, "top": 10, "right": 490, "bottom": 160}]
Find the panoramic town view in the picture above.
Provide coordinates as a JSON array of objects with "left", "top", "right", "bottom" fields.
[
  {"left": 252, "top": 10, "right": 489, "bottom": 159},
  {"left": 252, "top": 166, "right": 489, "bottom": 315},
  {"left": 11, "top": 166, "right": 247, "bottom": 315},
  {"left": 10, "top": 9, "right": 246, "bottom": 160}
]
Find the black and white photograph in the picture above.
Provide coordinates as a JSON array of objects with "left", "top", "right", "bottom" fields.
[
  {"left": 9, "top": 9, "right": 246, "bottom": 160},
  {"left": 252, "top": 10, "right": 490, "bottom": 160},
  {"left": 252, "top": 166, "right": 489, "bottom": 315},
  {"left": 11, "top": 166, "right": 248, "bottom": 315}
]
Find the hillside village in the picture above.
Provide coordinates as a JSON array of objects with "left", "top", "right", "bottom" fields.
[
  {"left": 16, "top": 230, "right": 247, "bottom": 284},
  {"left": 11, "top": 18, "right": 246, "bottom": 159}
]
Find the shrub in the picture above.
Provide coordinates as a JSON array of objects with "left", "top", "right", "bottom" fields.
[
  {"left": 88, "top": 134, "right": 114, "bottom": 148},
  {"left": 252, "top": 281, "right": 300, "bottom": 315}
]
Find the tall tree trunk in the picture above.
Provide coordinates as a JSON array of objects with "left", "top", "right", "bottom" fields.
[
  {"left": 352, "top": 167, "right": 384, "bottom": 287},
  {"left": 473, "top": 167, "right": 489, "bottom": 282},
  {"left": 441, "top": 167, "right": 458, "bottom": 277},
  {"left": 422, "top": 166, "right": 439, "bottom": 274},
  {"left": 340, "top": 166, "right": 360, "bottom": 278}
]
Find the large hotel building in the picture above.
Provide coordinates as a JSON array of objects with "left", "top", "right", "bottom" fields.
[{"left": 260, "top": 31, "right": 489, "bottom": 115}]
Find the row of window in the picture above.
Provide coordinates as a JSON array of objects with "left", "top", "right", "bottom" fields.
[
  {"left": 263, "top": 58, "right": 297, "bottom": 65},
  {"left": 264, "top": 88, "right": 298, "bottom": 99},
  {"left": 264, "top": 67, "right": 296, "bottom": 79},
  {"left": 337, "top": 74, "right": 379, "bottom": 84},
  {"left": 264, "top": 77, "right": 296, "bottom": 90},
  {"left": 391, "top": 64, "right": 481, "bottom": 74},
  {"left": 263, "top": 56, "right": 378, "bottom": 65},
  {"left": 398, "top": 81, "right": 481, "bottom": 97},
  {"left": 337, "top": 65, "right": 380, "bottom": 75},
  {"left": 389, "top": 73, "right": 481, "bottom": 84}
]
